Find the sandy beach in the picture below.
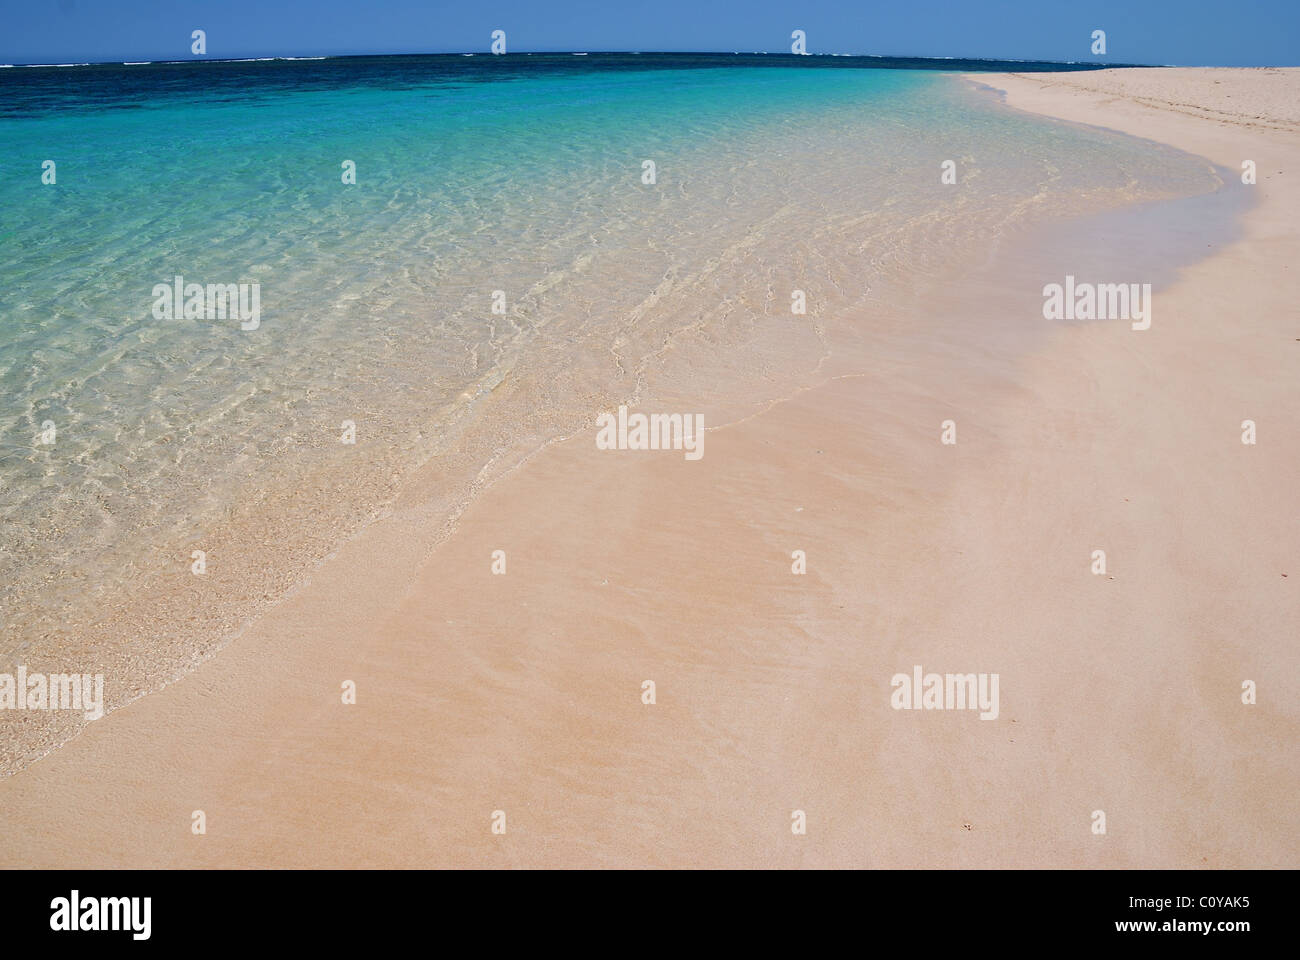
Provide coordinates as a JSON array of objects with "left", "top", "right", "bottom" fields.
[{"left": 1, "top": 67, "right": 1295, "bottom": 869}]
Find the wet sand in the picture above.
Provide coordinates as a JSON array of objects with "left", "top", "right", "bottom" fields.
[{"left": 1, "top": 68, "right": 1296, "bottom": 868}]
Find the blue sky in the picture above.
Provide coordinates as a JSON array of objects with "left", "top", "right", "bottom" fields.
[{"left": 3, "top": 0, "right": 1297, "bottom": 66}]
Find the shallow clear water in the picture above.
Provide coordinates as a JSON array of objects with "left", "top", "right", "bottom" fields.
[{"left": 0, "top": 54, "right": 1222, "bottom": 766}]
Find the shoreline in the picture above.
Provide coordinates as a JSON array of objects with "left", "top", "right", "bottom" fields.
[
  {"left": 2, "top": 67, "right": 1295, "bottom": 868},
  {"left": 7, "top": 66, "right": 1158, "bottom": 777},
  {"left": 0, "top": 67, "right": 1200, "bottom": 777}
]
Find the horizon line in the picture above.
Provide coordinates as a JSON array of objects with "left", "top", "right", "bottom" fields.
[{"left": 0, "top": 50, "right": 1164, "bottom": 69}]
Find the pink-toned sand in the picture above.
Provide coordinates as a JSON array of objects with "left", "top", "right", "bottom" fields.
[{"left": 1, "top": 68, "right": 1295, "bottom": 868}]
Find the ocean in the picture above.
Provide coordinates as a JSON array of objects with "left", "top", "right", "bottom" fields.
[{"left": 0, "top": 54, "right": 1225, "bottom": 770}]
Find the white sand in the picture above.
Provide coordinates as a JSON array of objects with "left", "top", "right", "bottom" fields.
[{"left": 1, "top": 68, "right": 1295, "bottom": 868}]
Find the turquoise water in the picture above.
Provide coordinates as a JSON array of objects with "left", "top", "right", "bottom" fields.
[{"left": 0, "top": 55, "right": 1221, "bottom": 767}]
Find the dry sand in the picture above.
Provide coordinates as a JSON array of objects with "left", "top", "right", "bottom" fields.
[{"left": 1, "top": 68, "right": 1296, "bottom": 868}]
